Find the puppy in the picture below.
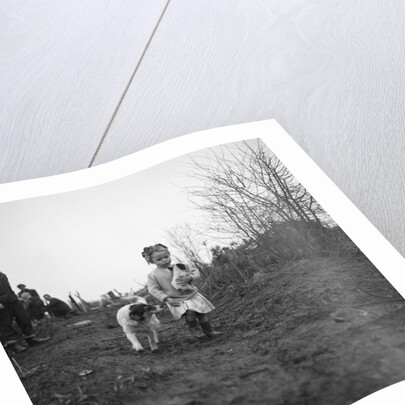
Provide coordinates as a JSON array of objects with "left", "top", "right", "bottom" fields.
[{"left": 116, "top": 297, "right": 162, "bottom": 352}]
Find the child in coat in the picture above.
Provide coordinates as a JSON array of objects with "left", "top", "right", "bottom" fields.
[{"left": 143, "top": 243, "right": 221, "bottom": 339}]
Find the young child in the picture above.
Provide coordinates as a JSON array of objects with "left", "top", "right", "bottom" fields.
[{"left": 143, "top": 243, "right": 222, "bottom": 339}]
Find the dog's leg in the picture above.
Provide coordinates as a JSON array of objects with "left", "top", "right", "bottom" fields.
[
  {"left": 125, "top": 332, "right": 144, "bottom": 352},
  {"left": 147, "top": 331, "right": 158, "bottom": 351},
  {"left": 151, "top": 315, "right": 160, "bottom": 343},
  {"left": 153, "top": 328, "right": 159, "bottom": 344}
]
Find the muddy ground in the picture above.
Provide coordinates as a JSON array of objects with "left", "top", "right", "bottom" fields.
[{"left": 13, "top": 256, "right": 405, "bottom": 405}]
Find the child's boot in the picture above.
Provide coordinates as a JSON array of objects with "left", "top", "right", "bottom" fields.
[
  {"left": 199, "top": 321, "right": 223, "bottom": 337},
  {"left": 187, "top": 322, "right": 206, "bottom": 339},
  {"left": 185, "top": 310, "right": 205, "bottom": 339}
]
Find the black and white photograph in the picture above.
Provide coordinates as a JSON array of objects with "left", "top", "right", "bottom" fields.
[{"left": 1, "top": 136, "right": 405, "bottom": 405}]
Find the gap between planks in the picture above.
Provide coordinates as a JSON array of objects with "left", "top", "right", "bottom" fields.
[{"left": 88, "top": 0, "right": 172, "bottom": 168}]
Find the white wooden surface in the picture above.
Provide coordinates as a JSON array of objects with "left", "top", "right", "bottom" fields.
[
  {"left": 0, "top": 0, "right": 168, "bottom": 180},
  {"left": 2, "top": 0, "right": 405, "bottom": 257}
]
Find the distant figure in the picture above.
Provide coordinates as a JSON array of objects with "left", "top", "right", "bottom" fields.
[
  {"left": 99, "top": 295, "right": 113, "bottom": 308},
  {"left": 68, "top": 292, "right": 83, "bottom": 313},
  {"left": 20, "top": 292, "right": 47, "bottom": 321},
  {"left": 107, "top": 290, "right": 120, "bottom": 301},
  {"left": 0, "top": 272, "right": 49, "bottom": 352},
  {"left": 43, "top": 294, "right": 72, "bottom": 318},
  {"left": 17, "top": 284, "right": 40, "bottom": 299},
  {"left": 74, "top": 291, "right": 91, "bottom": 312}
]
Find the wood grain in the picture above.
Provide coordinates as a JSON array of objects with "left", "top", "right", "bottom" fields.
[
  {"left": 0, "top": 0, "right": 168, "bottom": 182},
  {"left": 92, "top": 0, "right": 405, "bottom": 256}
]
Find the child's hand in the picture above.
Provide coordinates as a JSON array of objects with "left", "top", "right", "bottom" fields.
[
  {"left": 176, "top": 275, "right": 192, "bottom": 285},
  {"left": 166, "top": 298, "right": 181, "bottom": 306}
]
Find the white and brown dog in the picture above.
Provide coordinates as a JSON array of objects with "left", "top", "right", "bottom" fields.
[{"left": 116, "top": 297, "right": 162, "bottom": 352}]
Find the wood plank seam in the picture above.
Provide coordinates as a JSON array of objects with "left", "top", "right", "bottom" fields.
[{"left": 87, "top": 0, "right": 172, "bottom": 168}]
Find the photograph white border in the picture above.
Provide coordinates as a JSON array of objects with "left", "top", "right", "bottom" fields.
[{"left": 1, "top": 119, "right": 404, "bottom": 404}]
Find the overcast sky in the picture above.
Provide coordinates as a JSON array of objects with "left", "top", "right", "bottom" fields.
[{"left": 0, "top": 140, "right": 257, "bottom": 301}]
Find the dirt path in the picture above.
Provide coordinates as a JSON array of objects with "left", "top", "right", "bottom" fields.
[{"left": 17, "top": 257, "right": 405, "bottom": 405}]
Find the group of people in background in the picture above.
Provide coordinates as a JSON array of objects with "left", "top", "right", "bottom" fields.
[{"left": 0, "top": 271, "right": 73, "bottom": 353}]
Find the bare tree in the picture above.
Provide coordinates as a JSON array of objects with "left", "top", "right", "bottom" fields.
[
  {"left": 167, "top": 223, "right": 210, "bottom": 274},
  {"left": 167, "top": 223, "right": 221, "bottom": 297},
  {"left": 187, "top": 140, "right": 336, "bottom": 261}
]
